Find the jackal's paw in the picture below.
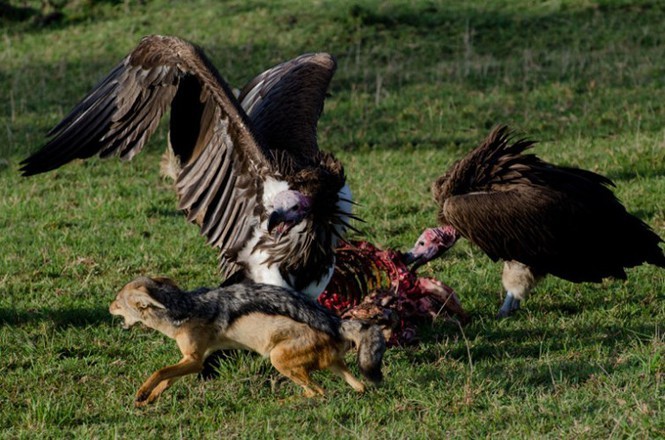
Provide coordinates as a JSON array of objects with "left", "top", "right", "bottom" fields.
[
  {"left": 134, "top": 398, "right": 150, "bottom": 408},
  {"left": 352, "top": 383, "right": 366, "bottom": 394},
  {"left": 303, "top": 389, "right": 318, "bottom": 398},
  {"left": 302, "top": 387, "right": 325, "bottom": 398},
  {"left": 135, "top": 389, "right": 151, "bottom": 407}
]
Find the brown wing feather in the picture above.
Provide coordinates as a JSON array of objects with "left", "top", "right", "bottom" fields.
[
  {"left": 444, "top": 189, "right": 564, "bottom": 267},
  {"left": 238, "top": 52, "right": 336, "bottom": 160},
  {"left": 19, "top": 62, "right": 175, "bottom": 174},
  {"left": 174, "top": 101, "right": 268, "bottom": 279},
  {"left": 20, "top": 35, "right": 275, "bottom": 278},
  {"left": 439, "top": 126, "right": 665, "bottom": 282},
  {"left": 433, "top": 126, "right": 540, "bottom": 206},
  {"left": 20, "top": 35, "right": 269, "bottom": 174}
]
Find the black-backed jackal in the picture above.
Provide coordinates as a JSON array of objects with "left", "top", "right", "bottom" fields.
[{"left": 110, "top": 276, "right": 385, "bottom": 406}]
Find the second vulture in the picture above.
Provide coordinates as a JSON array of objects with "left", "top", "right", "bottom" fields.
[
  {"left": 21, "top": 35, "right": 354, "bottom": 298},
  {"left": 404, "top": 126, "right": 665, "bottom": 317}
]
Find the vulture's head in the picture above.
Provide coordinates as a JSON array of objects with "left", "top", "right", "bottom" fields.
[
  {"left": 403, "top": 225, "right": 459, "bottom": 271},
  {"left": 267, "top": 189, "right": 313, "bottom": 239}
]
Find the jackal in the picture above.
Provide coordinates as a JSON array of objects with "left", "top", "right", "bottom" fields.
[{"left": 109, "top": 276, "right": 385, "bottom": 406}]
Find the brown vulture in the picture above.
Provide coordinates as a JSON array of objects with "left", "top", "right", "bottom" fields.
[
  {"left": 404, "top": 126, "right": 665, "bottom": 317},
  {"left": 20, "top": 35, "right": 354, "bottom": 298}
]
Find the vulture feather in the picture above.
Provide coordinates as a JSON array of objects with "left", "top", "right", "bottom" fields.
[
  {"left": 21, "top": 35, "right": 351, "bottom": 298},
  {"left": 405, "top": 126, "right": 665, "bottom": 317}
]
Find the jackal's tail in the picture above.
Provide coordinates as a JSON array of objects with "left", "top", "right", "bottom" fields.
[{"left": 339, "top": 320, "right": 386, "bottom": 383}]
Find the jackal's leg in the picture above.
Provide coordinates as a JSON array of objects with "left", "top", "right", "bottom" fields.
[
  {"left": 135, "top": 355, "right": 203, "bottom": 407},
  {"left": 143, "top": 377, "right": 180, "bottom": 405},
  {"left": 285, "top": 367, "right": 325, "bottom": 398},
  {"left": 270, "top": 346, "right": 325, "bottom": 398},
  {"left": 329, "top": 360, "right": 365, "bottom": 393}
]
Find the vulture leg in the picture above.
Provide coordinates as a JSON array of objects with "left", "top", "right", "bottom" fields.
[
  {"left": 498, "top": 292, "right": 521, "bottom": 318},
  {"left": 497, "top": 261, "right": 540, "bottom": 318}
]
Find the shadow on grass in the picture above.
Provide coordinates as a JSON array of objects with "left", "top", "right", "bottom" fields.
[
  {"left": 0, "top": 1, "right": 37, "bottom": 22},
  {"left": 144, "top": 205, "right": 186, "bottom": 219},
  {"left": 467, "top": 321, "right": 654, "bottom": 360},
  {"left": 0, "top": 306, "right": 113, "bottom": 327},
  {"left": 411, "top": 311, "right": 660, "bottom": 391}
]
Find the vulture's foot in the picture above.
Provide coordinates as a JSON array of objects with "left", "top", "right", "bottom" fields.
[{"left": 497, "top": 292, "right": 521, "bottom": 319}]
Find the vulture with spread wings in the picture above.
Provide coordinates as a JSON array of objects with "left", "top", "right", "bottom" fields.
[
  {"left": 404, "top": 126, "right": 665, "bottom": 317},
  {"left": 21, "top": 35, "right": 354, "bottom": 298}
]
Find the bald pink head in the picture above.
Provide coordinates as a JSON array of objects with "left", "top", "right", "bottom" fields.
[
  {"left": 267, "top": 190, "right": 312, "bottom": 238},
  {"left": 403, "top": 225, "right": 460, "bottom": 270}
]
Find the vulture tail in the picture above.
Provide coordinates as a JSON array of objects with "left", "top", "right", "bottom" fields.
[{"left": 621, "top": 214, "right": 665, "bottom": 270}]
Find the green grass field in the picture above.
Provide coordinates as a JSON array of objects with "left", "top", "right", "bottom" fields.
[{"left": 1, "top": 0, "right": 664, "bottom": 437}]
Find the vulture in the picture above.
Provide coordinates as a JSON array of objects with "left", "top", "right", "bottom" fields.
[
  {"left": 404, "top": 126, "right": 665, "bottom": 317},
  {"left": 20, "top": 35, "right": 354, "bottom": 299}
]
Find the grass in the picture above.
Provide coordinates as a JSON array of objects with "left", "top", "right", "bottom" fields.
[{"left": 1, "top": 0, "right": 664, "bottom": 437}]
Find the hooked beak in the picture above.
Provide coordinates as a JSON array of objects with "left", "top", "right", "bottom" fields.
[
  {"left": 267, "top": 210, "right": 294, "bottom": 240},
  {"left": 268, "top": 211, "right": 284, "bottom": 234},
  {"left": 267, "top": 211, "right": 282, "bottom": 233},
  {"left": 403, "top": 251, "right": 427, "bottom": 271},
  {"left": 403, "top": 226, "right": 460, "bottom": 272},
  {"left": 404, "top": 245, "right": 454, "bottom": 271}
]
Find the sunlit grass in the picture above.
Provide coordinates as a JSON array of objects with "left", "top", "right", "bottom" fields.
[{"left": 1, "top": 0, "right": 663, "bottom": 437}]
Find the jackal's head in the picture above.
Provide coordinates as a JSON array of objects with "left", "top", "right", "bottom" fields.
[{"left": 109, "top": 277, "right": 176, "bottom": 329}]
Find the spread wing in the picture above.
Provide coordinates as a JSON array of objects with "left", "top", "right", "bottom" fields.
[
  {"left": 20, "top": 35, "right": 267, "bottom": 173},
  {"left": 238, "top": 52, "right": 336, "bottom": 160},
  {"left": 19, "top": 35, "right": 273, "bottom": 278}
]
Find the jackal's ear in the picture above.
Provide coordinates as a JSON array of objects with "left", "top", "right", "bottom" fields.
[
  {"left": 150, "top": 276, "right": 180, "bottom": 289},
  {"left": 128, "top": 286, "right": 166, "bottom": 310}
]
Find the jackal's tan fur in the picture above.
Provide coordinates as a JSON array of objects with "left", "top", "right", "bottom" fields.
[{"left": 110, "top": 276, "right": 384, "bottom": 406}]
